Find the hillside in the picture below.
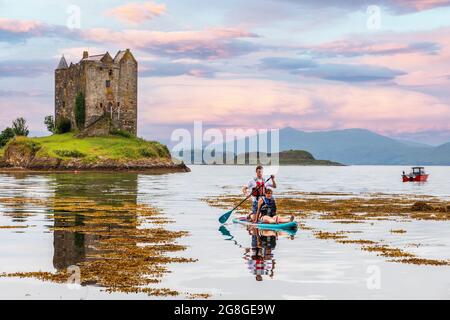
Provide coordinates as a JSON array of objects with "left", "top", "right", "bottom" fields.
[
  {"left": 277, "top": 127, "right": 450, "bottom": 165},
  {"left": 277, "top": 150, "right": 343, "bottom": 165},
  {"left": 0, "top": 133, "right": 189, "bottom": 172},
  {"left": 205, "top": 127, "right": 450, "bottom": 165},
  {"left": 233, "top": 150, "right": 343, "bottom": 166},
  {"left": 172, "top": 149, "right": 342, "bottom": 165}
]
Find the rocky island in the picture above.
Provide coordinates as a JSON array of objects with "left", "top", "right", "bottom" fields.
[{"left": 0, "top": 133, "right": 189, "bottom": 173}]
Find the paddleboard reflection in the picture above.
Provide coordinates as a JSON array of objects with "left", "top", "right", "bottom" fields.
[{"left": 218, "top": 225, "right": 297, "bottom": 281}]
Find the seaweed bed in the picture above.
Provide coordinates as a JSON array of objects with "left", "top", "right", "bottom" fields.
[
  {"left": 0, "top": 196, "right": 208, "bottom": 297},
  {"left": 205, "top": 192, "right": 450, "bottom": 266}
]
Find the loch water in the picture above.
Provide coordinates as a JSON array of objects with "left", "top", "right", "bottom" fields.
[{"left": 0, "top": 165, "right": 449, "bottom": 299}]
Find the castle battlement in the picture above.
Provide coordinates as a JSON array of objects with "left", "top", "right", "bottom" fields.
[{"left": 55, "top": 49, "right": 138, "bottom": 135}]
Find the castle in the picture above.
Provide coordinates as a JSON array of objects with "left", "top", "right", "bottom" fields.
[{"left": 55, "top": 49, "right": 138, "bottom": 135}]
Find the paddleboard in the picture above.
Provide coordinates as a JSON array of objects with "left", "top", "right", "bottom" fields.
[{"left": 232, "top": 217, "right": 298, "bottom": 230}]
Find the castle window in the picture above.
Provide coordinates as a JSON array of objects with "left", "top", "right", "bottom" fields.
[
  {"left": 106, "top": 80, "right": 111, "bottom": 88},
  {"left": 109, "top": 69, "right": 113, "bottom": 76},
  {"left": 117, "top": 102, "right": 120, "bottom": 107}
]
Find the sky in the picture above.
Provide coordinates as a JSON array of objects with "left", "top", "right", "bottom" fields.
[{"left": 1, "top": 0, "right": 450, "bottom": 145}]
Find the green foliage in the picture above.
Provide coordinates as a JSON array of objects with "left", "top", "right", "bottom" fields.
[
  {"left": 25, "top": 133, "right": 172, "bottom": 162},
  {"left": 153, "top": 142, "right": 170, "bottom": 158},
  {"left": 55, "top": 149, "right": 86, "bottom": 158},
  {"left": 0, "top": 127, "right": 15, "bottom": 148},
  {"left": 139, "top": 148, "right": 157, "bottom": 158},
  {"left": 75, "top": 92, "right": 86, "bottom": 129},
  {"left": 12, "top": 117, "right": 29, "bottom": 136},
  {"left": 56, "top": 118, "right": 72, "bottom": 134},
  {"left": 111, "top": 129, "right": 132, "bottom": 138},
  {"left": 44, "top": 115, "right": 56, "bottom": 133},
  {"left": 8, "top": 136, "right": 41, "bottom": 154},
  {"left": 139, "top": 143, "right": 170, "bottom": 158}
]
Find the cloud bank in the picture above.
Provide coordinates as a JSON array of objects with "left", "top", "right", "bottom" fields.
[{"left": 105, "top": 2, "right": 166, "bottom": 24}]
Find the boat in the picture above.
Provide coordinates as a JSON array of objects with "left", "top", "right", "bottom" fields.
[
  {"left": 232, "top": 217, "right": 298, "bottom": 231},
  {"left": 402, "top": 167, "right": 429, "bottom": 182}
]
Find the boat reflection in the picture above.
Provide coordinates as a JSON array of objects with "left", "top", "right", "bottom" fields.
[{"left": 219, "top": 224, "right": 296, "bottom": 281}]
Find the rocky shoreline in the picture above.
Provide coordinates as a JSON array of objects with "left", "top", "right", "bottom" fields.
[
  {"left": 0, "top": 165, "right": 190, "bottom": 174},
  {"left": 0, "top": 159, "right": 190, "bottom": 173}
]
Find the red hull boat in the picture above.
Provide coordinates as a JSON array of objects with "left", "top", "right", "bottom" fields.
[{"left": 402, "top": 167, "right": 429, "bottom": 182}]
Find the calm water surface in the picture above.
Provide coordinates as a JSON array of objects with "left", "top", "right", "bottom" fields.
[{"left": 0, "top": 165, "right": 449, "bottom": 299}]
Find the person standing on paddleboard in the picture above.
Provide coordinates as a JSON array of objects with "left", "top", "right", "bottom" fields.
[{"left": 242, "top": 165, "right": 276, "bottom": 222}]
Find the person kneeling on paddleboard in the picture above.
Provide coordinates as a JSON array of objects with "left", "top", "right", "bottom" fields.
[
  {"left": 242, "top": 165, "right": 276, "bottom": 222},
  {"left": 255, "top": 188, "right": 294, "bottom": 224}
]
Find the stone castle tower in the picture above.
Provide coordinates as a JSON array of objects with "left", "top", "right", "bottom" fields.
[{"left": 55, "top": 49, "right": 138, "bottom": 135}]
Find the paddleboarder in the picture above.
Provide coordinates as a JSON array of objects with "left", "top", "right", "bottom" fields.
[
  {"left": 242, "top": 165, "right": 276, "bottom": 222},
  {"left": 255, "top": 188, "right": 294, "bottom": 224}
]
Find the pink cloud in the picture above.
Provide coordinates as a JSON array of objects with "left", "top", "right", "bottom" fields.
[
  {"left": 298, "top": 27, "right": 450, "bottom": 88},
  {"left": 105, "top": 2, "right": 166, "bottom": 24},
  {"left": 390, "top": 0, "right": 450, "bottom": 11},
  {"left": 137, "top": 77, "right": 450, "bottom": 134},
  {"left": 80, "top": 27, "right": 258, "bottom": 59},
  {"left": 0, "top": 17, "right": 258, "bottom": 59},
  {"left": 347, "top": 28, "right": 450, "bottom": 87},
  {"left": 301, "top": 39, "right": 439, "bottom": 57},
  {"left": 0, "top": 18, "right": 44, "bottom": 33},
  {"left": 0, "top": 18, "right": 75, "bottom": 42}
]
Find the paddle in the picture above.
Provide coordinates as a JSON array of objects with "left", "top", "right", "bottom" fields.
[{"left": 218, "top": 176, "right": 271, "bottom": 224}]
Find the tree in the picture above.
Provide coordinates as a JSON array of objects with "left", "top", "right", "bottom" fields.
[
  {"left": 44, "top": 115, "right": 56, "bottom": 133},
  {"left": 0, "top": 127, "right": 15, "bottom": 147},
  {"left": 75, "top": 92, "right": 86, "bottom": 130},
  {"left": 12, "top": 117, "right": 29, "bottom": 136}
]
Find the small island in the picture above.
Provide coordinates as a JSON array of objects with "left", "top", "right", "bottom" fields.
[
  {"left": 276, "top": 150, "right": 343, "bottom": 166},
  {"left": 0, "top": 49, "right": 188, "bottom": 173},
  {"left": 232, "top": 150, "right": 343, "bottom": 166},
  {"left": 0, "top": 132, "right": 188, "bottom": 173}
]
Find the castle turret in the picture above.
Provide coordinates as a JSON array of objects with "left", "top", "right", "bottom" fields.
[
  {"left": 83, "top": 51, "right": 89, "bottom": 59},
  {"left": 56, "top": 55, "right": 68, "bottom": 70}
]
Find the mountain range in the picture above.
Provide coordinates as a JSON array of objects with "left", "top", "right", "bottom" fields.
[
  {"left": 170, "top": 127, "right": 450, "bottom": 165},
  {"left": 277, "top": 127, "right": 450, "bottom": 165}
]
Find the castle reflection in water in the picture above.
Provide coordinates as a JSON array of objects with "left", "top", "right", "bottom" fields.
[{"left": 51, "top": 173, "right": 139, "bottom": 270}]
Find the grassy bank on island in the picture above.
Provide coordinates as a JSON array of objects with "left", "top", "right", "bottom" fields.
[{"left": 0, "top": 133, "right": 189, "bottom": 172}]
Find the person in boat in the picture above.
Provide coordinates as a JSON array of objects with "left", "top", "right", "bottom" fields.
[
  {"left": 242, "top": 165, "right": 276, "bottom": 222},
  {"left": 255, "top": 188, "right": 294, "bottom": 224}
]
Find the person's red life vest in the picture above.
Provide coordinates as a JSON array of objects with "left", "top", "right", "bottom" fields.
[{"left": 251, "top": 178, "right": 266, "bottom": 199}]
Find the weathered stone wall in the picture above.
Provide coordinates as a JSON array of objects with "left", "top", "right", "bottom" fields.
[
  {"left": 76, "top": 115, "right": 112, "bottom": 138},
  {"left": 55, "top": 50, "right": 138, "bottom": 135},
  {"left": 55, "top": 64, "right": 82, "bottom": 129},
  {"left": 84, "top": 60, "right": 120, "bottom": 128},
  {"left": 117, "top": 53, "right": 138, "bottom": 135}
]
